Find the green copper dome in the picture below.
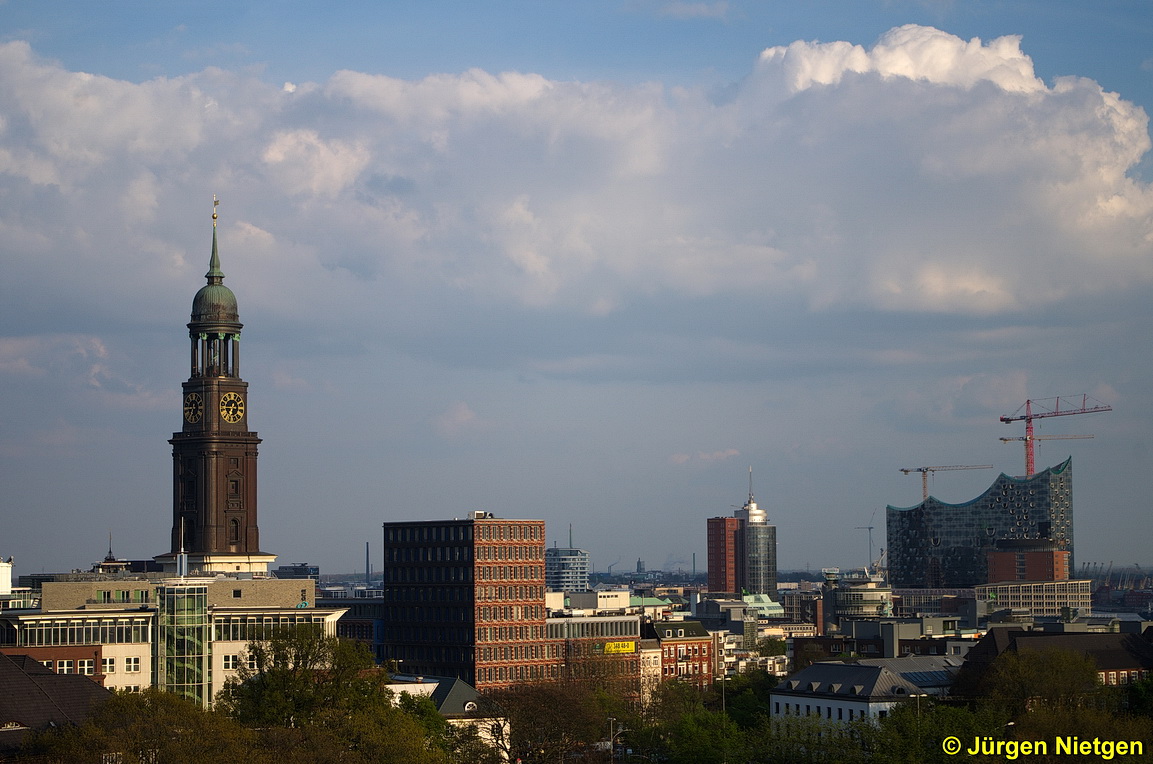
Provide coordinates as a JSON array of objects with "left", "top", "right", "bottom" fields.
[{"left": 190, "top": 225, "right": 240, "bottom": 325}]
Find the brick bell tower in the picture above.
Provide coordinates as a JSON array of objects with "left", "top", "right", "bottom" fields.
[{"left": 156, "top": 199, "right": 275, "bottom": 575}]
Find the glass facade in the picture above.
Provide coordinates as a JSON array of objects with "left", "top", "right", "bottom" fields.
[
  {"left": 886, "top": 458, "right": 1073, "bottom": 589},
  {"left": 741, "top": 523, "right": 778, "bottom": 597},
  {"left": 2, "top": 616, "right": 152, "bottom": 647},
  {"left": 157, "top": 583, "right": 210, "bottom": 706},
  {"left": 544, "top": 547, "right": 591, "bottom": 592}
]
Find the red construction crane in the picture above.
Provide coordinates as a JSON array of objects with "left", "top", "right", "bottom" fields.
[
  {"left": 999, "top": 395, "right": 1112, "bottom": 476},
  {"left": 899, "top": 464, "right": 993, "bottom": 500}
]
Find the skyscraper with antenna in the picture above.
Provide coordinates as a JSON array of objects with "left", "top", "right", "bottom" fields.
[
  {"left": 707, "top": 467, "right": 778, "bottom": 598},
  {"left": 545, "top": 524, "right": 591, "bottom": 593}
]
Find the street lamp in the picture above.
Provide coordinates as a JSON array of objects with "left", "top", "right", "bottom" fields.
[
  {"left": 607, "top": 717, "right": 627, "bottom": 763},
  {"left": 911, "top": 693, "right": 929, "bottom": 716}
]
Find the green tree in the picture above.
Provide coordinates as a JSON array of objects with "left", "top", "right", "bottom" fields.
[
  {"left": 215, "top": 624, "right": 383, "bottom": 728},
  {"left": 396, "top": 691, "right": 503, "bottom": 764},
  {"left": 1126, "top": 675, "right": 1153, "bottom": 717},
  {"left": 664, "top": 708, "right": 746, "bottom": 764},
  {"left": 745, "top": 714, "right": 877, "bottom": 764},
  {"left": 706, "top": 669, "right": 778, "bottom": 729},
  {"left": 976, "top": 647, "right": 1105, "bottom": 716},
  {"left": 868, "top": 702, "right": 1010, "bottom": 764},
  {"left": 483, "top": 680, "right": 608, "bottom": 763},
  {"left": 215, "top": 624, "right": 452, "bottom": 763},
  {"left": 1004, "top": 706, "right": 1153, "bottom": 764},
  {"left": 793, "top": 641, "right": 831, "bottom": 670},
  {"left": 756, "top": 637, "right": 787, "bottom": 656},
  {"left": 26, "top": 687, "right": 263, "bottom": 764}
]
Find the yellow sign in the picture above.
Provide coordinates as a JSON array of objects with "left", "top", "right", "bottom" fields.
[{"left": 603, "top": 641, "right": 636, "bottom": 655}]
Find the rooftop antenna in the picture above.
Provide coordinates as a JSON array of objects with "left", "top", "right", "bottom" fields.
[
  {"left": 177, "top": 517, "right": 188, "bottom": 578},
  {"left": 569, "top": 523, "right": 573, "bottom": 549},
  {"left": 856, "top": 508, "right": 878, "bottom": 572}
]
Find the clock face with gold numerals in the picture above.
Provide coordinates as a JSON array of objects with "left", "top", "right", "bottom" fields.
[
  {"left": 183, "top": 393, "right": 203, "bottom": 423},
  {"left": 219, "top": 392, "right": 245, "bottom": 423}
]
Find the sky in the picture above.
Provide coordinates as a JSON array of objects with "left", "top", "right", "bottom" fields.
[{"left": 1, "top": 1, "right": 1151, "bottom": 579}]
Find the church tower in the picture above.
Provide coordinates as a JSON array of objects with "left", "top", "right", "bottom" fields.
[{"left": 156, "top": 201, "right": 275, "bottom": 575}]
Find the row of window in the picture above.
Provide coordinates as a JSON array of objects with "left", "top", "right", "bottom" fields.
[
  {"left": 387, "top": 545, "right": 472, "bottom": 563},
  {"left": 95, "top": 590, "right": 150, "bottom": 604},
  {"left": 479, "top": 644, "right": 547, "bottom": 662},
  {"left": 477, "top": 565, "right": 542, "bottom": 581},
  {"left": 386, "top": 524, "right": 473, "bottom": 544},
  {"left": 16, "top": 619, "right": 152, "bottom": 647},
  {"left": 387, "top": 566, "right": 472, "bottom": 584},
  {"left": 477, "top": 605, "right": 543, "bottom": 623},
  {"left": 477, "top": 661, "right": 560, "bottom": 684},
  {"left": 212, "top": 615, "right": 328, "bottom": 642},
  {"left": 477, "top": 624, "right": 545, "bottom": 642},
  {"left": 477, "top": 545, "right": 542, "bottom": 562},
  {"left": 382, "top": 585, "right": 471, "bottom": 603},
  {"left": 44, "top": 656, "right": 141, "bottom": 674},
  {"left": 475, "top": 585, "right": 543, "bottom": 602},
  {"left": 385, "top": 523, "right": 544, "bottom": 545},
  {"left": 476, "top": 524, "right": 542, "bottom": 542},
  {"left": 221, "top": 654, "right": 258, "bottom": 671},
  {"left": 546, "top": 619, "right": 640, "bottom": 640},
  {"left": 663, "top": 644, "right": 709, "bottom": 658},
  {"left": 663, "top": 662, "right": 707, "bottom": 676},
  {"left": 1101, "top": 669, "right": 1149, "bottom": 686},
  {"left": 775, "top": 701, "right": 870, "bottom": 721}
]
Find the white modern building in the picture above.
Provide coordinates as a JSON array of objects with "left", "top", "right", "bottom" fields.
[
  {"left": 545, "top": 547, "right": 591, "bottom": 592},
  {"left": 0, "top": 577, "right": 344, "bottom": 705},
  {"left": 769, "top": 660, "right": 928, "bottom": 724}
]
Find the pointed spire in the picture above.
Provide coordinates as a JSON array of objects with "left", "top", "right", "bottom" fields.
[{"left": 206, "top": 195, "right": 224, "bottom": 285}]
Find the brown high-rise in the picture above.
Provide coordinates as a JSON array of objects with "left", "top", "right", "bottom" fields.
[
  {"left": 157, "top": 209, "right": 274, "bottom": 575},
  {"left": 706, "top": 479, "right": 778, "bottom": 597},
  {"left": 707, "top": 516, "right": 740, "bottom": 593},
  {"left": 381, "top": 513, "right": 562, "bottom": 689}
]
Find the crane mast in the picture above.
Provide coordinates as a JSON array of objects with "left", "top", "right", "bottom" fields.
[
  {"left": 999, "top": 395, "right": 1112, "bottom": 476},
  {"left": 899, "top": 465, "right": 993, "bottom": 500}
]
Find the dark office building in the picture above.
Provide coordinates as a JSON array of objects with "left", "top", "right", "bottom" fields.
[
  {"left": 886, "top": 458, "right": 1073, "bottom": 589},
  {"left": 706, "top": 517, "right": 741, "bottom": 593},
  {"left": 381, "top": 513, "right": 561, "bottom": 689}
]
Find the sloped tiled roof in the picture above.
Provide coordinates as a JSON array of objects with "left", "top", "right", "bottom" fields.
[
  {"left": 0, "top": 653, "right": 111, "bottom": 752},
  {"left": 429, "top": 676, "right": 485, "bottom": 717},
  {"left": 773, "top": 661, "right": 925, "bottom": 701},
  {"left": 645, "top": 621, "right": 711, "bottom": 640},
  {"left": 855, "top": 655, "right": 962, "bottom": 692},
  {"left": 1009, "top": 632, "right": 1153, "bottom": 671}
]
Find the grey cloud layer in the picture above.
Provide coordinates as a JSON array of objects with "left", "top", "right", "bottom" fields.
[
  {"left": 1, "top": 25, "right": 1149, "bottom": 347},
  {"left": 1, "top": 25, "right": 1150, "bottom": 576}
]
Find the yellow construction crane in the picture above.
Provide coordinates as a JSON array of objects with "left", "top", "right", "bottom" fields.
[{"left": 899, "top": 464, "right": 993, "bottom": 500}]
